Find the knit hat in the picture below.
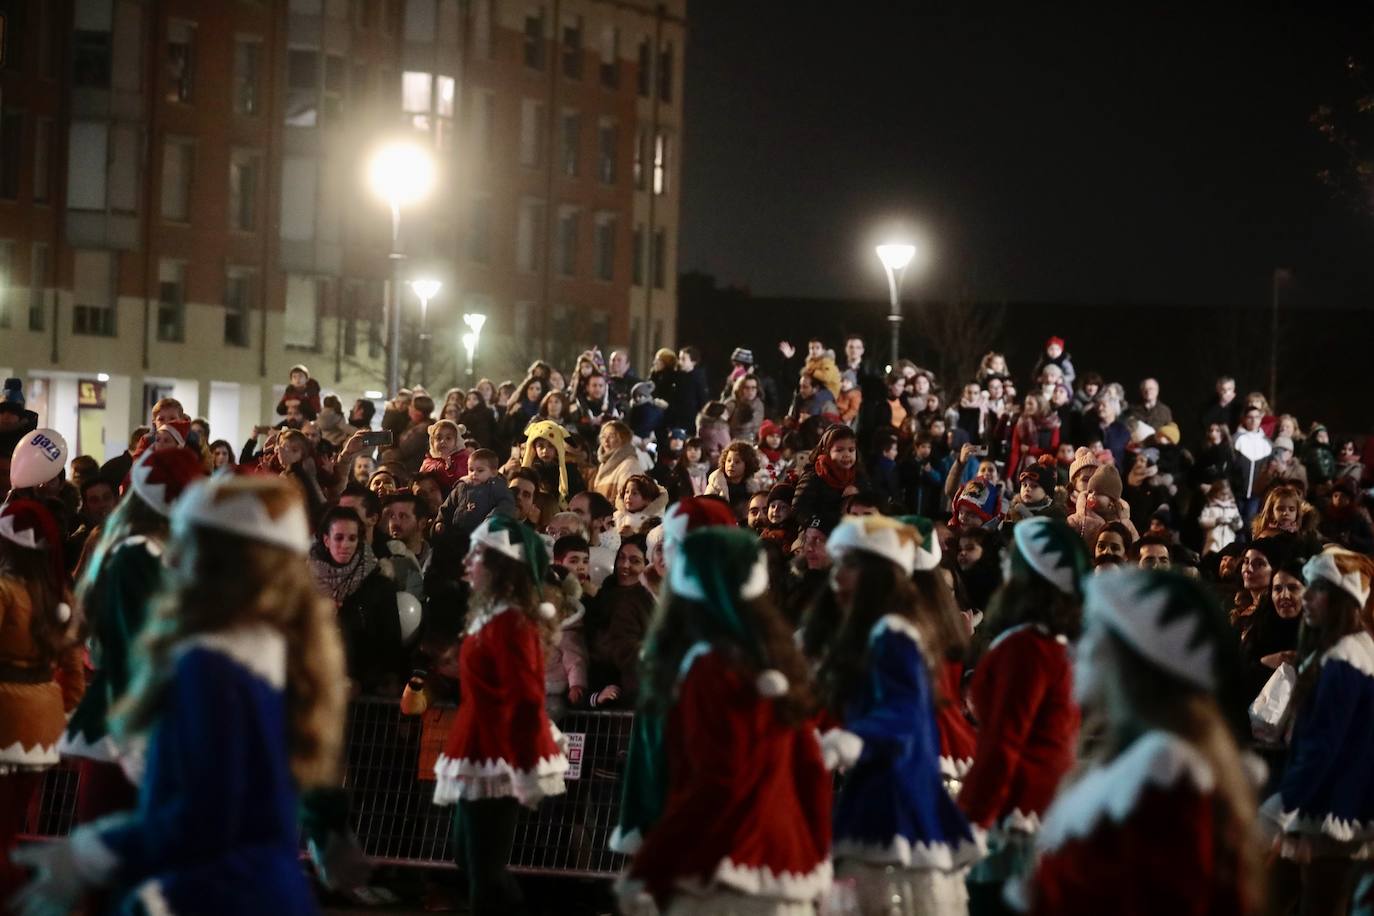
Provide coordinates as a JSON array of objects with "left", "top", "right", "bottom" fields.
[
  {"left": 0, "top": 499, "right": 68, "bottom": 619},
  {"left": 1303, "top": 548, "right": 1373, "bottom": 608},
  {"left": 828, "top": 516, "right": 922, "bottom": 576},
  {"left": 1018, "top": 459, "right": 1056, "bottom": 494},
  {"left": 767, "top": 482, "right": 794, "bottom": 505},
  {"left": 1083, "top": 568, "right": 1238, "bottom": 692},
  {"left": 894, "top": 515, "right": 942, "bottom": 571},
  {"left": 630, "top": 381, "right": 655, "bottom": 402},
  {"left": 668, "top": 427, "right": 688, "bottom": 443},
  {"left": 730, "top": 347, "right": 755, "bottom": 366},
  {"left": 1068, "top": 447, "right": 1100, "bottom": 483},
  {"left": 662, "top": 496, "right": 738, "bottom": 561},
  {"left": 668, "top": 528, "right": 786, "bottom": 695},
  {"left": 1272, "top": 436, "right": 1294, "bottom": 453},
  {"left": 172, "top": 474, "right": 311, "bottom": 554},
  {"left": 1010, "top": 516, "right": 1087, "bottom": 596},
  {"left": 522, "top": 419, "right": 570, "bottom": 503},
  {"left": 130, "top": 447, "right": 207, "bottom": 517},
  {"left": 1046, "top": 336, "right": 1065, "bottom": 350},
  {"left": 290, "top": 364, "right": 310, "bottom": 377},
  {"left": 157, "top": 418, "right": 191, "bottom": 448},
  {"left": 1086, "top": 465, "right": 1123, "bottom": 502},
  {"left": 1, "top": 378, "right": 25, "bottom": 414},
  {"left": 757, "top": 419, "right": 782, "bottom": 444},
  {"left": 471, "top": 514, "right": 556, "bottom": 618},
  {"left": 954, "top": 479, "right": 1001, "bottom": 523},
  {"left": 1156, "top": 423, "right": 1181, "bottom": 445}
]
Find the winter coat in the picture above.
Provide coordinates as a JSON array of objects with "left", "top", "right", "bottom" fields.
[
  {"left": 419, "top": 450, "right": 470, "bottom": 494},
  {"left": 898, "top": 457, "right": 945, "bottom": 518},
  {"left": 696, "top": 413, "right": 732, "bottom": 459},
  {"left": 666, "top": 366, "right": 710, "bottom": 430},
  {"left": 459, "top": 405, "right": 496, "bottom": 449},
  {"left": 724, "top": 397, "right": 764, "bottom": 443},
  {"left": 0, "top": 579, "right": 84, "bottom": 773},
  {"left": 437, "top": 475, "right": 517, "bottom": 540},
  {"left": 586, "top": 581, "right": 656, "bottom": 700},
  {"left": 316, "top": 406, "right": 355, "bottom": 448},
  {"left": 545, "top": 604, "right": 589, "bottom": 696},
  {"left": 792, "top": 463, "right": 863, "bottom": 531},
  {"left": 1230, "top": 429, "right": 1273, "bottom": 500},
  {"left": 1198, "top": 496, "right": 1243, "bottom": 555},
  {"left": 613, "top": 488, "right": 670, "bottom": 535},
  {"left": 592, "top": 444, "right": 645, "bottom": 502},
  {"left": 1256, "top": 458, "right": 1308, "bottom": 496},
  {"left": 703, "top": 467, "right": 767, "bottom": 509}
]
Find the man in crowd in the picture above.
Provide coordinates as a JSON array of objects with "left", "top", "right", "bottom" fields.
[
  {"left": 666, "top": 346, "right": 710, "bottom": 433},
  {"left": 381, "top": 492, "right": 431, "bottom": 597},
  {"left": 1128, "top": 378, "right": 1173, "bottom": 431},
  {"left": 607, "top": 350, "right": 639, "bottom": 416},
  {"left": 1200, "top": 375, "right": 1241, "bottom": 435}
]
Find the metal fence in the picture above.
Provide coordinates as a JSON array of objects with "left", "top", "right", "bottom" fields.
[{"left": 21, "top": 699, "right": 634, "bottom": 879}]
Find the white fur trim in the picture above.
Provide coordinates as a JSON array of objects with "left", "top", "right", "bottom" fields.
[
  {"left": 869, "top": 614, "right": 923, "bottom": 648},
  {"left": 469, "top": 517, "right": 527, "bottom": 563},
  {"left": 119, "top": 534, "right": 164, "bottom": 557},
  {"left": 466, "top": 602, "right": 515, "bottom": 636},
  {"left": 1000, "top": 809, "right": 1043, "bottom": 835},
  {"left": 179, "top": 624, "right": 287, "bottom": 690},
  {"left": 57, "top": 729, "right": 123, "bottom": 763},
  {"left": 0, "top": 513, "right": 42, "bottom": 549},
  {"left": 819, "top": 728, "right": 864, "bottom": 772},
  {"left": 741, "top": 552, "right": 770, "bottom": 600},
  {"left": 756, "top": 669, "right": 789, "bottom": 697},
  {"left": 608, "top": 825, "right": 642, "bottom": 855},
  {"left": 1085, "top": 570, "right": 1216, "bottom": 691},
  {"left": 172, "top": 478, "right": 310, "bottom": 554},
  {"left": 940, "top": 755, "right": 974, "bottom": 780},
  {"left": 69, "top": 824, "right": 121, "bottom": 886},
  {"left": 1322, "top": 631, "right": 1374, "bottom": 679},
  {"left": 711, "top": 857, "right": 833, "bottom": 902},
  {"left": 432, "top": 751, "right": 568, "bottom": 809},
  {"left": 1303, "top": 550, "right": 1372, "bottom": 608},
  {"left": 833, "top": 831, "right": 986, "bottom": 870},
  {"left": 1261, "top": 792, "right": 1374, "bottom": 845},
  {"left": 1036, "top": 731, "right": 1214, "bottom": 853},
  {"left": 134, "top": 878, "right": 176, "bottom": 916},
  {"left": 0, "top": 739, "right": 59, "bottom": 772},
  {"left": 827, "top": 517, "right": 918, "bottom": 576},
  {"left": 677, "top": 641, "right": 714, "bottom": 684}
]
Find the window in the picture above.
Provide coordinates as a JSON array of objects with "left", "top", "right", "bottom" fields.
[
  {"left": 524, "top": 9, "right": 545, "bottom": 70},
  {"left": 658, "top": 42, "right": 674, "bottom": 103},
  {"left": 74, "top": 0, "right": 113, "bottom": 89},
  {"left": 29, "top": 244, "right": 49, "bottom": 331},
  {"left": 167, "top": 21, "right": 195, "bottom": 103},
  {"left": 108, "top": 125, "right": 139, "bottom": 213},
  {"left": 470, "top": 91, "right": 495, "bottom": 165},
  {"left": 519, "top": 99, "right": 544, "bottom": 167},
  {"left": 652, "top": 228, "right": 667, "bottom": 289},
  {"left": 234, "top": 39, "right": 262, "bottom": 115},
  {"left": 33, "top": 119, "right": 52, "bottom": 203},
  {"left": 286, "top": 49, "right": 319, "bottom": 127},
  {"left": 0, "top": 241, "right": 12, "bottom": 328},
  {"left": 404, "top": 0, "right": 436, "bottom": 41},
  {"left": 632, "top": 224, "right": 644, "bottom": 285},
  {"left": 560, "top": 111, "right": 580, "bottom": 177},
  {"left": 161, "top": 139, "right": 193, "bottom": 221},
  {"left": 633, "top": 127, "right": 646, "bottom": 190},
  {"left": 284, "top": 274, "right": 319, "bottom": 349},
  {"left": 323, "top": 54, "right": 346, "bottom": 123},
  {"left": 229, "top": 151, "right": 260, "bottom": 231},
  {"left": 598, "top": 120, "right": 617, "bottom": 184},
  {"left": 468, "top": 196, "right": 491, "bottom": 263},
  {"left": 562, "top": 16, "right": 582, "bottom": 79},
  {"left": 156, "top": 259, "right": 185, "bottom": 342},
  {"left": 225, "top": 268, "right": 254, "bottom": 347},
  {"left": 0, "top": 113, "right": 21, "bottom": 201},
  {"left": 435, "top": 75, "right": 455, "bottom": 149},
  {"left": 73, "top": 250, "right": 116, "bottom": 337},
  {"left": 557, "top": 208, "right": 578, "bottom": 276},
  {"left": 636, "top": 38, "right": 651, "bottom": 97},
  {"left": 68, "top": 122, "right": 109, "bottom": 210},
  {"left": 599, "top": 27, "right": 618, "bottom": 89},
  {"left": 280, "top": 158, "right": 317, "bottom": 241},
  {"left": 516, "top": 198, "right": 545, "bottom": 273},
  {"left": 472, "top": 0, "right": 493, "bottom": 59},
  {"left": 402, "top": 71, "right": 432, "bottom": 114},
  {"left": 111, "top": 0, "right": 142, "bottom": 92},
  {"left": 350, "top": 62, "right": 370, "bottom": 107},
  {"left": 594, "top": 214, "right": 615, "bottom": 281},
  {"left": 653, "top": 130, "right": 670, "bottom": 195}
]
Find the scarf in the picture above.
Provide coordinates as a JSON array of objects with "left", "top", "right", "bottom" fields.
[
  {"left": 309, "top": 542, "right": 379, "bottom": 606},
  {"left": 815, "top": 453, "right": 856, "bottom": 490}
]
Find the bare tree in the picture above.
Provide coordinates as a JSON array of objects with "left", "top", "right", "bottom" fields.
[
  {"left": 912, "top": 298, "right": 1007, "bottom": 388},
  {"left": 1312, "top": 55, "right": 1374, "bottom": 217}
]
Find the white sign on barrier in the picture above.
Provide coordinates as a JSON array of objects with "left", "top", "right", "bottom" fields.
[{"left": 564, "top": 732, "right": 585, "bottom": 780}]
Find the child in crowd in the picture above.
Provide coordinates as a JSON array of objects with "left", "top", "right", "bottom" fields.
[
  {"left": 521, "top": 420, "right": 584, "bottom": 507},
  {"left": 1010, "top": 458, "right": 1067, "bottom": 523},
  {"left": 757, "top": 420, "right": 785, "bottom": 478},
  {"left": 792, "top": 424, "right": 863, "bottom": 531},
  {"left": 705, "top": 440, "right": 766, "bottom": 516},
  {"left": 1198, "top": 478, "right": 1243, "bottom": 556},
  {"left": 543, "top": 563, "right": 589, "bottom": 720},
  {"left": 649, "top": 427, "right": 685, "bottom": 495},
  {"left": 276, "top": 363, "right": 322, "bottom": 420},
  {"left": 670, "top": 436, "right": 710, "bottom": 500},
  {"left": 435, "top": 449, "right": 515, "bottom": 546},
  {"left": 837, "top": 369, "right": 863, "bottom": 427},
  {"left": 1067, "top": 464, "right": 1137, "bottom": 547},
  {"left": 1250, "top": 482, "right": 1305, "bottom": 541},
  {"left": 760, "top": 483, "right": 797, "bottom": 548},
  {"left": 695, "top": 401, "right": 731, "bottom": 463},
  {"left": 418, "top": 419, "right": 469, "bottom": 495},
  {"left": 949, "top": 478, "right": 1003, "bottom": 535},
  {"left": 614, "top": 474, "right": 668, "bottom": 536},
  {"left": 867, "top": 429, "right": 903, "bottom": 512}
]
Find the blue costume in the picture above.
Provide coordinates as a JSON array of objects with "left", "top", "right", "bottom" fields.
[
  {"left": 1264, "top": 630, "right": 1374, "bottom": 858},
  {"left": 70, "top": 625, "right": 316, "bottom": 915},
  {"left": 830, "top": 614, "right": 983, "bottom": 870}
]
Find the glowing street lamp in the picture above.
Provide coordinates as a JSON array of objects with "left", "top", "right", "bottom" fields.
[
  {"left": 462, "top": 313, "right": 487, "bottom": 381},
  {"left": 875, "top": 243, "right": 917, "bottom": 368},
  {"left": 409, "top": 278, "right": 442, "bottom": 386},
  {"left": 368, "top": 140, "right": 436, "bottom": 396}
]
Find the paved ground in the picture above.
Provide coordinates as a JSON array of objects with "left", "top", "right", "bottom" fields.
[{"left": 319, "top": 869, "right": 617, "bottom": 915}]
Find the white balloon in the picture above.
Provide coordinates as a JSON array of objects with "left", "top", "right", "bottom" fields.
[
  {"left": 397, "top": 591, "right": 423, "bottom": 644},
  {"left": 9, "top": 428, "right": 68, "bottom": 489}
]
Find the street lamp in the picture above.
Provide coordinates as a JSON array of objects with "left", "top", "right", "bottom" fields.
[
  {"left": 462, "top": 313, "right": 487, "bottom": 381},
  {"left": 875, "top": 242, "right": 917, "bottom": 368},
  {"left": 368, "top": 140, "right": 436, "bottom": 396},
  {"left": 409, "top": 278, "right": 442, "bottom": 387}
]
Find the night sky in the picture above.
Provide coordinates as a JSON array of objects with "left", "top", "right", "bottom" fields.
[{"left": 679, "top": 4, "right": 1374, "bottom": 310}]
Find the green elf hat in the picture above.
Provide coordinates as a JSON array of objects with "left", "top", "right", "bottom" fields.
[
  {"left": 894, "top": 515, "right": 942, "bottom": 571},
  {"left": 470, "top": 514, "right": 556, "bottom": 619},
  {"left": 1009, "top": 516, "right": 1088, "bottom": 596}
]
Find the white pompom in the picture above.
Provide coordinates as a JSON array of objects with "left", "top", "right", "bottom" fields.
[
  {"left": 538, "top": 601, "right": 558, "bottom": 620},
  {"left": 755, "top": 669, "right": 789, "bottom": 697},
  {"left": 56, "top": 602, "right": 72, "bottom": 624}
]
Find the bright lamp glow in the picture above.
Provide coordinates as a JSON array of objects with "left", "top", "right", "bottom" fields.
[
  {"left": 462, "top": 332, "right": 478, "bottom": 353},
  {"left": 368, "top": 141, "right": 436, "bottom": 208},
  {"left": 875, "top": 243, "right": 916, "bottom": 271},
  {"left": 364, "top": 390, "right": 385, "bottom": 400},
  {"left": 410, "top": 279, "right": 442, "bottom": 301},
  {"left": 463, "top": 313, "right": 487, "bottom": 334},
  {"left": 96, "top": 372, "right": 110, "bottom": 383}
]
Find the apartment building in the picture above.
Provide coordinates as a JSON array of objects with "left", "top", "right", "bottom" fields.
[{"left": 0, "top": 0, "right": 685, "bottom": 461}]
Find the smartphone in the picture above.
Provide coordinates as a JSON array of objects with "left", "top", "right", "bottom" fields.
[
  {"left": 973, "top": 447, "right": 989, "bottom": 457},
  {"left": 359, "top": 429, "right": 394, "bottom": 448}
]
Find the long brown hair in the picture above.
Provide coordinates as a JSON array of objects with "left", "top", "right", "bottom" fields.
[
  {"left": 0, "top": 540, "right": 81, "bottom": 667},
  {"left": 113, "top": 510, "right": 347, "bottom": 788},
  {"left": 466, "top": 546, "right": 558, "bottom": 644},
  {"left": 1291, "top": 580, "right": 1371, "bottom": 713},
  {"left": 76, "top": 490, "right": 168, "bottom": 610}
]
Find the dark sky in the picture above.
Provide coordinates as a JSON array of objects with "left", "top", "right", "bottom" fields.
[{"left": 679, "top": 3, "right": 1374, "bottom": 310}]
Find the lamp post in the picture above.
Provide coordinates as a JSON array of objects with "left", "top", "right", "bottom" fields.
[
  {"left": 368, "top": 141, "right": 436, "bottom": 396},
  {"left": 409, "top": 278, "right": 442, "bottom": 387},
  {"left": 875, "top": 243, "right": 917, "bottom": 369},
  {"left": 462, "top": 312, "right": 487, "bottom": 382}
]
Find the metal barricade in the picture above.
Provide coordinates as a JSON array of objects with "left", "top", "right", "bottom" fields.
[{"left": 22, "top": 699, "right": 634, "bottom": 880}]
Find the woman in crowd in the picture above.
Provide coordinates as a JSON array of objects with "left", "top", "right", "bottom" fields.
[
  {"left": 591, "top": 421, "right": 644, "bottom": 503},
  {"left": 818, "top": 515, "right": 981, "bottom": 914},
  {"left": 1015, "top": 569, "right": 1261, "bottom": 914},
  {"left": 277, "top": 429, "right": 327, "bottom": 522},
  {"left": 1007, "top": 393, "right": 1061, "bottom": 481},
  {"left": 724, "top": 375, "right": 764, "bottom": 444},
  {"left": 1229, "top": 541, "right": 1285, "bottom": 643},
  {"left": 586, "top": 536, "right": 656, "bottom": 707},
  {"left": 536, "top": 390, "right": 573, "bottom": 431},
  {"left": 958, "top": 517, "right": 1086, "bottom": 914},
  {"left": 0, "top": 501, "right": 84, "bottom": 900},
  {"left": 503, "top": 377, "right": 546, "bottom": 442},
  {"left": 208, "top": 439, "right": 237, "bottom": 473},
  {"left": 14, "top": 475, "right": 347, "bottom": 914},
  {"left": 618, "top": 527, "right": 831, "bottom": 916},
  {"left": 460, "top": 389, "right": 496, "bottom": 450},
  {"left": 1262, "top": 549, "right": 1374, "bottom": 915},
  {"left": 309, "top": 505, "right": 402, "bottom": 696},
  {"left": 432, "top": 514, "right": 568, "bottom": 916}
]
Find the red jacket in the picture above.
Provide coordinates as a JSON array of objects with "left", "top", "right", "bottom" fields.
[
  {"left": 958, "top": 624, "right": 1078, "bottom": 832},
  {"left": 420, "top": 449, "right": 470, "bottom": 494},
  {"left": 433, "top": 605, "right": 567, "bottom": 808},
  {"left": 628, "top": 648, "right": 832, "bottom": 909},
  {"left": 937, "top": 659, "right": 977, "bottom": 780}
]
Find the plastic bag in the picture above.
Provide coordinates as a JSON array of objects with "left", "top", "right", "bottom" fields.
[{"left": 1249, "top": 662, "right": 1297, "bottom": 744}]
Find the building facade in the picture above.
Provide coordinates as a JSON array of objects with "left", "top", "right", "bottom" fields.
[{"left": 0, "top": 0, "right": 684, "bottom": 461}]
